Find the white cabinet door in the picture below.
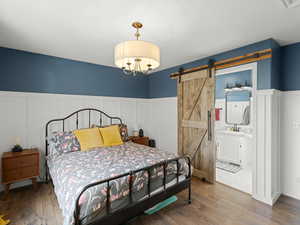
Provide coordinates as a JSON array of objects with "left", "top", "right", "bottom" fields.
[{"left": 217, "top": 134, "right": 240, "bottom": 164}]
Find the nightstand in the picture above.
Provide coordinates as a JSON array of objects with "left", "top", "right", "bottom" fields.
[
  {"left": 2, "top": 148, "right": 40, "bottom": 195},
  {"left": 129, "top": 136, "right": 150, "bottom": 146}
]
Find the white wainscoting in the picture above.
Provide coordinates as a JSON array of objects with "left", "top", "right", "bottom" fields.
[
  {"left": 4, "top": 90, "right": 300, "bottom": 203},
  {"left": 281, "top": 91, "right": 300, "bottom": 200},
  {"left": 0, "top": 92, "right": 179, "bottom": 191},
  {"left": 0, "top": 91, "right": 151, "bottom": 190},
  {"left": 143, "top": 97, "right": 177, "bottom": 154},
  {"left": 148, "top": 92, "right": 300, "bottom": 203},
  {"left": 254, "top": 89, "right": 281, "bottom": 205}
]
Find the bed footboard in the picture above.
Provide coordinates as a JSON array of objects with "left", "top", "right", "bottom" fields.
[{"left": 74, "top": 156, "right": 192, "bottom": 225}]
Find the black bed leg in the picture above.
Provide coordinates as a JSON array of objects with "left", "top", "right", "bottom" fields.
[
  {"left": 188, "top": 182, "right": 192, "bottom": 204},
  {"left": 45, "top": 169, "right": 48, "bottom": 184}
]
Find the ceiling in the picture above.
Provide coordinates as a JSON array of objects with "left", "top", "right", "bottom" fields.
[{"left": 0, "top": 0, "right": 300, "bottom": 71}]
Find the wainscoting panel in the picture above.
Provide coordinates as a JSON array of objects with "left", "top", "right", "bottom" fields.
[
  {"left": 254, "top": 89, "right": 281, "bottom": 205},
  {"left": 0, "top": 91, "right": 149, "bottom": 190},
  {"left": 142, "top": 98, "right": 177, "bottom": 154},
  {"left": 281, "top": 91, "right": 300, "bottom": 200},
  {"left": 3, "top": 91, "right": 294, "bottom": 203}
]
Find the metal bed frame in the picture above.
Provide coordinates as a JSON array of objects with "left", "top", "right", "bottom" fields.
[{"left": 45, "top": 108, "right": 192, "bottom": 225}]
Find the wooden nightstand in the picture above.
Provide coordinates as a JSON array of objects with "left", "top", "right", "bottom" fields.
[
  {"left": 2, "top": 148, "right": 39, "bottom": 195},
  {"left": 129, "top": 136, "right": 150, "bottom": 146}
]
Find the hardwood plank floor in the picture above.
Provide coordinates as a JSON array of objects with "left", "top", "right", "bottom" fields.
[{"left": 0, "top": 178, "right": 299, "bottom": 225}]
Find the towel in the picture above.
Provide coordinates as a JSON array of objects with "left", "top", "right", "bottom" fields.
[
  {"left": 242, "top": 105, "right": 250, "bottom": 125},
  {"left": 215, "top": 108, "right": 222, "bottom": 121}
]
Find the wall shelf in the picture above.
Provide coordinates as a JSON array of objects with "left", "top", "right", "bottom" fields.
[{"left": 224, "top": 86, "right": 252, "bottom": 92}]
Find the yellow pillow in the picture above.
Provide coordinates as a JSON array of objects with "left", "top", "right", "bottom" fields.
[
  {"left": 99, "top": 125, "right": 123, "bottom": 146},
  {"left": 73, "top": 128, "right": 104, "bottom": 151}
]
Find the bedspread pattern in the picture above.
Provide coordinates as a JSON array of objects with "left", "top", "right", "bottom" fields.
[{"left": 47, "top": 142, "right": 188, "bottom": 225}]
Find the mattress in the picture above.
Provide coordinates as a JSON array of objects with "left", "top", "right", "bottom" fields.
[{"left": 47, "top": 142, "right": 189, "bottom": 225}]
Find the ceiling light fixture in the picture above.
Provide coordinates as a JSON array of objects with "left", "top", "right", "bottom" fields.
[{"left": 114, "top": 22, "right": 160, "bottom": 76}]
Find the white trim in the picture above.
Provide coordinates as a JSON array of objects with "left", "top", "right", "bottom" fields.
[
  {"left": 272, "top": 192, "right": 282, "bottom": 205},
  {"left": 254, "top": 191, "right": 281, "bottom": 206},
  {"left": 256, "top": 89, "right": 278, "bottom": 95},
  {"left": 281, "top": 90, "right": 300, "bottom": 95},
  {"left": 216, "top": 63, "right": 258, "bottom": 77},
  {"left": 0, "top": 90, "right": 149, "bottom": 101},
  {"left": 146, "top": 97, "right": 177, "bottom": 102},
  {"left": 253, "top": 89, "right": 281, "bottom": 205},
  {"left": 283, "top": 192, "right": 300, "bottom": 201}
]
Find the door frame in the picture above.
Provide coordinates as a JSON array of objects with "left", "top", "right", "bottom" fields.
[{"left": 215, "top": 62, "right": 257, "bottom": 198}]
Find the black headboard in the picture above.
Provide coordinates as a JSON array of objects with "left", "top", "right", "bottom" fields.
[
  {"left": 45, "top": 108, "right": 122, "bottom": 157},
  {"left": 45, "top": 108, "right": 123, "bottom": 182}
]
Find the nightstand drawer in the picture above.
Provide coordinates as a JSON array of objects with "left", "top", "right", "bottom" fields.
[
  {"left": 20, "top": 166, "right": 38, "bottom": 179},
  {"left": 2, "top": 154, "right": 37, "bottom": 171},
  {"left": 134, "top": 138, "right": 149, "bottom": 146},
  {"left": 2, "top": 169, "right": 19, "bottom": 183},
  {"left": 2, "top": 157, "right": 20, "bottom": 170},
  {"left": 129, "top": 136, "right": 150, "bottom": 146},
  {"left": 19, "top": 155, "right": 38, "bottom": 167},
  {"left": 2, "top": 166, "right": 38, "bottom": 183}
]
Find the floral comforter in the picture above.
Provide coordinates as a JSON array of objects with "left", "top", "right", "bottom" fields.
[{"left": 47, "top": 142, "right": 189, "bottom": 225}]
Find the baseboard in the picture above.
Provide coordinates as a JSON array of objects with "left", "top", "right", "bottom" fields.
[
  {"left": 272, "top": 192, "right": 282, "bottom": 205},
  {"left": 282, "top": 192, "right": 300, "bottom": 201},
  {"left": 252, "top": 194, "right": 273, "bottom": 206},
  {"left": 252, "top": 192, "right": 282, "bottom": 206}
]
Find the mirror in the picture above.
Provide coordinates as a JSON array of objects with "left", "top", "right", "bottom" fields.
[{"left": 225, "top": 90, "right": 251, "bottom": 125}]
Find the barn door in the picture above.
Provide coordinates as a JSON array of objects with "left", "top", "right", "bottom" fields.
[{"left": 177, "top": 68, "right": 216, "bottom": 183}]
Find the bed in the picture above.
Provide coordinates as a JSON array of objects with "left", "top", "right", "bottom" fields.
[{"left": 45, "top": 108, "right": 192, "bottom": 225}]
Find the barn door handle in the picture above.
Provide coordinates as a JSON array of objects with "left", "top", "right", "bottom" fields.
[{"left": 207, "top": 110, "right": 212, "bottom": 141}]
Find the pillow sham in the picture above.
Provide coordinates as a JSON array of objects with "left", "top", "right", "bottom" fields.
[
  {"left": 99, "top": 125, "right": 123, "bottom": 146},
  {"left": 73, "top": 127, "right": 104, "bottom": 151},
  {"left": 91, "top": 123, "right": 128, "bottom": 142},
  {"left": 48, "top": 131, "right": 80, "bottom": 155},
  {"left": 119, "top": 124, "right": 129, "bottom": 142}
]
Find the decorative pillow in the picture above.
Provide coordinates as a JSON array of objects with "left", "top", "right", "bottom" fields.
[
  {"left": 48, "top": 131, "right": 80, "bottom": 155},
  {"left": 99, "top": 125, "right": 123, "bottom": 146},
  {"left": 73, "top": 128, "right": 104, "bottom": 151},
  {"left": 119, "top": 124, "right": 128, "bottom": 142},
  {"left": 91, "top": 123, "right": 128, "bottom": 142}
]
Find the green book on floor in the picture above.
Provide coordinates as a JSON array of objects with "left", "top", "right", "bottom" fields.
[{"left": 144, "top": 196, "right": 178, "bottom": 215}]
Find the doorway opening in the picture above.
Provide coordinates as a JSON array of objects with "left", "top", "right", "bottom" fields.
[{"left": 214, "top": 63, "right": 257, "bottom": 195}]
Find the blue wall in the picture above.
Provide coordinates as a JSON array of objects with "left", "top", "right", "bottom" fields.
[
  {"left": 216, "top": 70, "right": 252, "bottom": 99},
  {"left": 281, "top": 42, "right": 300, "bottom": 91},
  {"left": 148, "top": 39, "right": 277, "bottom": 98},
  {"left": 0, "top": 47, "right": 148, "bottom": 98},
  {"left": 270, "top": 40, "right": 281, "bottom": 90},
  {"left": 1, "top": 39, "right": 300, "bottom": 98}
]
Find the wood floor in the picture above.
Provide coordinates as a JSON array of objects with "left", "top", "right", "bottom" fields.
[{"left": 1, "top": 178, "right": 300, "bottom": 225}]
